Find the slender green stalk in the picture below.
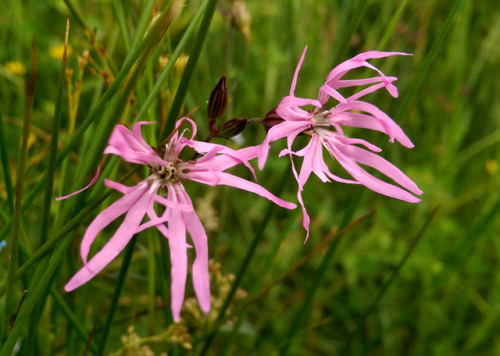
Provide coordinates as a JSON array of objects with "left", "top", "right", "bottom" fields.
[
  {"left": 0, "top": 10, "right": 180, "bottom": 354},
  {"left": 134, "top": 0, "right": 210, "bottom": 125},
  {"left": 0, "top": 111, "right": 14, "bottom": 214},
  {"left": 0, "top": 1, "right": 179, "bottom": 244},
  {"left": 338, "top": 206, "right": 439, "bottom": 354},
  {"left": 147, "top": 232, "right": 156, "bottom": 335},
  {"left": 51, "top": 288, "right": 98, "bottom": 354},
  {"left": 127, "top": 0, "right": 158, "bottom": 57},
  {"left": 199, "top": 168, "right": 289, "bottom": 355},
  {"left": 161, "top": 0, "right": 219, "bottom": 138},
  {"left": 96, "top": 238, "right": 138, "bottom": 356},
  {"left": 39, "top": 19, "right": 69, "bottom": 246},
  {"left": 376, "top": 0, "right": 411, "bottom": 51},
  {"left": 278, "top": 190, "right": 363, "bottom": 355},
  {"left": 113, "top": 0, "right": 131, "bottom": 51},
  {"left": 1, "top": 41, "right": 36, "bottom": 342},
  {"left": 62, "top": 0, "right": 118, "bottom": 76},
  {"left": 0, "top": 166, "right": 140, "bottom": 297},
  {"left": 331, "top": 0, "right": 369, "bottom": 65},
  {"left": 219, "top": 210, "right": 375, "bottom": 355},
  {"left": 394, "top": 0, "right": 464, "bottom": 122},
  {"left": 0, "top": 205, "right": 8, "bottom": 224}
]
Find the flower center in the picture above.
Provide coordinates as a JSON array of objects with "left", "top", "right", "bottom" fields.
[
  {"left": 311, "top": 109, "right": 330, "bottom": 126},
  {"left": 152, "top": 162, "right": 178, "bottom": 182}
]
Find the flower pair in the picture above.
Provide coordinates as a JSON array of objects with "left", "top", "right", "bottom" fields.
[{"left": 63, "top": 46, "right": 422, "bottom": 322}]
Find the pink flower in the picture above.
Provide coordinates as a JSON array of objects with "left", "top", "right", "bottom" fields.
[
  {"left": 258, "top": 46, "right": 422, "bottom": 240},
  {"left": 64, "top": 118, "right": 296, "bottom": 322}
]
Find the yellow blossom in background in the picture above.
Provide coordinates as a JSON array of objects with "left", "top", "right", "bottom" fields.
[
  {"left": 49, "top": 44, "right": 72, "bottom": 59},
  {"left": 159, "top": 55, "right": 169, "bottom": 70},
  {"left": 174, "top": 54, "right": 189, "bottom": 74},
  {"left": 4, "top": 60, "right": 26, "bottom": 76},
  {"left": 485, "top": 159, "right": 498, "bottom": 175}
]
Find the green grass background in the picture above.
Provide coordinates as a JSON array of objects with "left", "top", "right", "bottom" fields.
[{"left": 1, "top": 0, "right": 499, "bottom": 355}]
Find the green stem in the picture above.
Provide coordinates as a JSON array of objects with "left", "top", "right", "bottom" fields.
[
  {"left": 39, "top": 20, "right": 68, "bottom": 246},
  {"left": 199, "top": 167, "right": 289, "bottom": 355},
  {"left": 0, "top": 1, "right": 176, "bottom": 245},
  {"left": 50, "top": 288, "right": 98, "bottom": 354},
  {"left": 96, "top": 238, "right": 138, "bottom": 356},
  {"left": 0, "top": 166, "right": 140, "bottom": 297},
  {"left": 161, "top": 0, "right": 219, "bottom": 138},
  {"left": 0, "top": 111, "right": 14, "bottom": 214},
  {"left": 113, "top": 0, "right": 131, "bottom": 52},
  {"left": 278, "top": 190, "right": 363, "bottom": 355},
  {"left": 394, "top": 0, "right": 464, "bottom": 122},
  {"left": 134, "top": 0, "right": 210, "bottom": 125},
  {"left": 339, "top": 206, "right": 439, "bottom": 353},
  {"left": 1, "top": 41, "right": 36, "bottom": 342},
  {"left": 147, "top": 232, "right": 156, "bottom": 335},
  {"left": 331, "top": 0, "right": 369, "bottom": 65}
]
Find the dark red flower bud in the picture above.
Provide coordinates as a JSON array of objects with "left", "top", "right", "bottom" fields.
[
  {"left": 262, "top": 108, "right": 284, "bottom": 132},
  {"left": 207, "top": 76, "right": 227, "bottom": 121},
  {"left": 219, "top": 118, "right": 247, "bottom": 139}
]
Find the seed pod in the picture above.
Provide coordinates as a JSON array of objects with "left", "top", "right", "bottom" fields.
[
  {"left": 219, "top": 118, "right": 247, "bottom": 139},
  {"left": 262, "top": 108, "right": 284, "bottom": 132}
]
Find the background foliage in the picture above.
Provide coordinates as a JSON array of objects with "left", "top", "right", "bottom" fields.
[{"left": 1, "top": 0, "right": 499, "bottom": 355}]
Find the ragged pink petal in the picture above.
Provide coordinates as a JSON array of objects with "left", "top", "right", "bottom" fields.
[
  {"left": 105, "top": 121, "right": 168, "bottom": 167},
  {"left": 55, "top": 166, "right": 101, "bottom": 201},
  {"left": 329, "top": 143, "right": 421, "bottom": 203},
  {"left": 65, "top": 182, "right": 155, "bottom": 291},
  {"left": 178, "top": 186, "right": 211, "bottom": 315},
  {"left": 167, "top": 206, "right": 188, "bottom": 322},
  {"left": 79, "top": 181, "right": 151, "bottom": 264},
  {"left": 215, "top": 172, "right": 297, "bottom": 209}
]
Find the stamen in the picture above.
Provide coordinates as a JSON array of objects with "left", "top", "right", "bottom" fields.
[{"left": 153, "top": 162, "right": 179, "bottom": 182}]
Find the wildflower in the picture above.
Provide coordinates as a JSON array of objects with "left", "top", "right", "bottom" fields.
[
  {"left": 64, "top": 119, "right": 295, "bottom": 321},
  {"left": 258, "top": 46, "right": 422, "bottom": 239},
  {"left": 4, "top": 60, "right": 26, "bottom": 76},
  {"left": 49, "top": 43, "right": 72, "bottom": 59}
]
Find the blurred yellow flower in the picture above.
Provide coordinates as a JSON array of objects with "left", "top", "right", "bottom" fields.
[
  {"left": 4, "top": 60, "right": 26, "bottom": 76},
  {"left": 49, "top": 44, "right": 72, "bottom": 59},
  {"left": 485, "top": 159, "right": 498, "bottom": 175},
  {"left": 174, "top": 54, "right": 189, "bottom": 74}
]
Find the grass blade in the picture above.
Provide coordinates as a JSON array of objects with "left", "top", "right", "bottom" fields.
[
  {"left": 39, "top": 19, "right": 69, "bottom": 246},
  {"left": 1, "top": 40, "right": 36, "bottom": 342},
  {"left": 96, "top": 238, "right": 138, "bottom": 356},
  {"left": 0, "top": 111, "right": 14, "bottom": 214},
  {"left": 278, "top": 189, "right": 363, "bottom": 355},
  {"left": 339, "top": 206, "right": 440, "bottom": 354},
  {"left": 394, "top": 0, "right": 465, "bottom": 122},
  {"left": 161, "top": 0, "right": 219, "bottom": 138}
]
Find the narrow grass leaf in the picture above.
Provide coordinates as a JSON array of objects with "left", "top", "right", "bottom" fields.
[
  {"left": 96, "top": 238, "right": 138, "bottom": 356},
  {"left": 1, "top": 41, "right": 36, "bottom": 343},
  {"left": 161, "top": 0, "right": 219, "bottom": 138},
  {"left": 339, "top": 206, "right": 440, "bottom": 353},
  {"left": 0, "top": 111, "right": 14, "bottom": 214},
  {"left": 39, "top": 19, "right": 69, "bottom": 246},
  {"left": 394, "top": 0, "right": 465, "bottom": 122}
]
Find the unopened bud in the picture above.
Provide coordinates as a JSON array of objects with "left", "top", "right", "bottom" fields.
[
  {"left": 78, "top": 50, "right": 90, "bottom": 70},
  {"left": 65, "top": 67, "right": 74, "bottom": 81},
  {"left": 207, "top": 76, "right": 227, "bottom": 124},
  {"left": 231, "top": 0, "right": 251, "bottom": 43},
  {"left": 219, "top": 118, "right": 247, "bottom": 139},
  {"left": 262, "top": 108, "right": 284, "bottom": 132}
]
